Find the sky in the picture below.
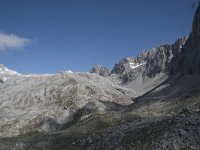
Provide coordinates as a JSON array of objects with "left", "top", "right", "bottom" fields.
[{"left": 0, "top": 0, "right": 199, "bottom": 74}]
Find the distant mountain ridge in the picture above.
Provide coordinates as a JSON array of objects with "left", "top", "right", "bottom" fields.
[
  {"left": 91, "top": 37, "right": 187, "bottom": 81},
  {"left": 90, "top": 36, "right": 187, "bottom": 95}
]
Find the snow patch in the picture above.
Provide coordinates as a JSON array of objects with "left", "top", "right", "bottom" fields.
[
  {"left": 0, "top": 65, "right": 21, "bottom": 75},
  {"left": 66, "top": 70, "right": 73, "bottom": 73},
  {"left": 129, "top": 62, "right": 145, "bottom": 69}
]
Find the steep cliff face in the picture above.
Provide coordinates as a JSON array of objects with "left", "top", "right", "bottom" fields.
[
  {"left": 183, "top": 2, "right": 200, "bottom": 75},
  {"left": 172, "top": 2, "right": 200, "bottom": 76},
  {"left": 143, "top": 37, "right": 187, "bottom": 78}
]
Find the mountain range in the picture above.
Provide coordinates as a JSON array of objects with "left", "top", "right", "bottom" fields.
[{"left": 0, "top": 2, "right": 200, "bottom": 150}]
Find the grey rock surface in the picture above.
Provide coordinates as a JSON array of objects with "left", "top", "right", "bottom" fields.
[
  {"left": 90, "top": 64, "right": 110, "bottom": 77},
  {"left": 111, "top": 57, "right": 140, "bottom": 75},
  {"left": 142, "top": 37, "right": 187, "bottom": 78},
  {"left": 110, "top": 37, "right": 187, "bottom": 79},
  {"left": 0, "top": 69, "right": 136, "bottom": 137},
  {"left": 1, "top": 75, "right": 200, "bottom": 150}
]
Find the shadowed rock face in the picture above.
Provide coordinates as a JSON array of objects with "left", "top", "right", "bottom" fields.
[
  {"left": 171, "top": 2, "right": 200, "bottom": 76},
  {"left": 90, "top": 64, "right": 110, "bottom": 77}
]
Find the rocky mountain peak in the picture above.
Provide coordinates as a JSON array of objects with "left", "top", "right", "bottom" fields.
[
  {"left": 0, "top": 64, "right": 20, "bottom": 75},
  {"left": 90, "top": 64, "right": 110, "bottom": 77},
  {"left": 110, "top": 36, "right": 187, "bottom": 79},
  {"left": 110, "top": 57, "right": 143, "bottom": 75},
  {"left": 0, "top": 64, "right": 21, "bottom": 82}
]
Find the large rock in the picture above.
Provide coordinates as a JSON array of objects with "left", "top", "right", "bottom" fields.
[{"left": 90, "top": 64, "right": 110, "bottom": 77}]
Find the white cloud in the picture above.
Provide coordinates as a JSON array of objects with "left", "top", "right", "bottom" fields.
[{"left": 0, "top": 32, "right": 31, "bottom": 52}]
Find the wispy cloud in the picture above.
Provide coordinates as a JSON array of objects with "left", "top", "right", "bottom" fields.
[{"left": 0, "top": 32, "right": 31, "bottom": 52}]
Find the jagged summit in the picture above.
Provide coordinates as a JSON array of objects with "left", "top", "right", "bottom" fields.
[
  {"left": 0, "top": 64, "right": 21, "bottom": 82},
  {"left": 107, "top": 36, "right": 188, "bottom": 79},
  {"left": 110, "top": 57, "right": 144, "bottom": 75},
  {"left": 90, "top": 64, "right": 110, "bottom": 77},
  {"left": 0, "top": 64, "right": 20, "bottom": 75},
  {"left": 109, "top": 37, "right": 187, "bottom": 82}
]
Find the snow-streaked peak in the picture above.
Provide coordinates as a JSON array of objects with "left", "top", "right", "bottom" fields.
[
  {"left": 0, "top": 64, "right": 74, "bottom": 81},
  {"left": 66, "top": 70, "right": 73, "bottom": 73},
  {"left": 129, "top": 62, "right": 145, "bottom": 69},
  {"left": 0, "top": 64, "right": 21, "bottom": 75}
]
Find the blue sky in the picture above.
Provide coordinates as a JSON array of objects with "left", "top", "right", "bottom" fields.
[{"left": 0, "top": 0, "right": 199, "bottom": 74}]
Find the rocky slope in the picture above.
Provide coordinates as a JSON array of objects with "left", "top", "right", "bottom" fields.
[
  {"left": 0, "top": 68, "right": 136, "bottom": 137},
  {"left": 1, "top": 74, "right": 200, "bottom": 150}
]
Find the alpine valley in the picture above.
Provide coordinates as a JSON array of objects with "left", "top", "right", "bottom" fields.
[{"left": 1, "top": 2, "right": 200, "bottom": 150}]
